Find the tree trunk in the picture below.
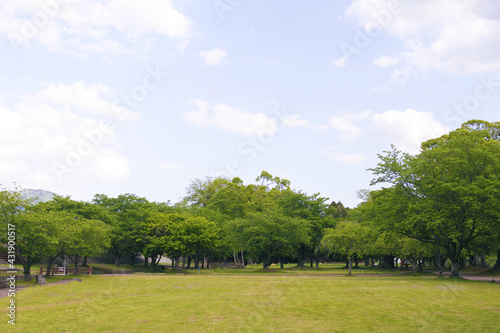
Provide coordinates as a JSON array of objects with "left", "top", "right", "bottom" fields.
[
  {"left": 493, "top": 249, "right": 500, "bottom": 269},
  {"left": 450, "top": 259, "right": 460, "bottom": 278},
  {"left": 315, "top": 259, "right": 319, "bottom": 268},
  {"left": 187, "top": 257, "right": 192, "bottom": 269},
  {"left": 45, "top": 258, "right": 54, "bottom": 277},
  {"left": 114, "top": 257, "right": 120, "bottom": 266},
  {"left": 241, "top": 250, "right": 245, "bottom": 266},
  {"left": 82, "top": 256, "right": 88, "bottom": 267},
  {"left": 143, "top": 256, "right": 148, "bottom": 268},
  {"left": 233, "top": 249, "right": 240, "bottom": 265},
  {"left": 23, "top": 263, "right": 32, "bottom": 281},
  {"left": 381, "top": 255, "right": 394, "bottom": 269},
  {"left": 73, "top": 254, "right": 80, "bottom": 272},
  {"left": 348, "top": 255, "right": 353, "bottom": 276},
  {"left": 470, "top": 254, "right": 481, "bottom": 267},
  {"left": 280, "top": 262, "right": 284, "bottom": 269},
  {"left": 297, "top": 244, "right": 305, "bottom": 267},
  {"left": 480, "top": 253, "right": 487, "bottom": 268},
  {"left": 435, "top": 254, "right": 443, "bottom": 276},
  {"left": 130, "top": 255, "right": 135, "bottom": 266}
]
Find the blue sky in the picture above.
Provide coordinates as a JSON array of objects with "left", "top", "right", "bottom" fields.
[{"left": 1, "top": 0, "right": 499, "bottom": 207}]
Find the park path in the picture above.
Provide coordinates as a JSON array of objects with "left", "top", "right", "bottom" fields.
[
  {"left": 430, "top": 271, "right": 500, "bottom": 283},
  {"left": 0, "top": 278, "right": 74, "bottom": 299}
]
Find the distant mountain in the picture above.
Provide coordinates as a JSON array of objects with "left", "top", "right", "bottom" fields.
[{"left": 21, "top": 189, "right": 56, "bottom": 204}]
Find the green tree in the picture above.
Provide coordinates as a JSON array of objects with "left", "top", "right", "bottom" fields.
[
  {"left": 65, "top": 217, "right": 111, "bottom": 271},
  {"left": 369, "top": 120, "right": 500, "bottom": 277},
  {"left": 321, "top": 221, "right": 372, "bottom": 275},
  {"left": 227, "top": 211, "right": 309, "bottom": 269},
  {"left": 277, "top": 190, "right": 335, "bottom": 267},
  {"left": 93, "top": 194, "right": 152, "bottom": 265},
  {"left": 13, "top": 210, "right": 74, "bottom": 280},
  {"left": 0, "top": 185, "right": 34, "bottom": 278},
  {"left": 142, "top": 212, "right": 219, "bottom": 269},
  {"left": 38, "top": 196, "right": 113, "bottom": 269}
]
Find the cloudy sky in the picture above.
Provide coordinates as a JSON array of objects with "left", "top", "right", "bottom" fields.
[{"left": 1, "top": 0, "right": 499, "bottom": 207}]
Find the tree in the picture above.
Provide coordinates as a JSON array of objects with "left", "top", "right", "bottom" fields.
[
  {"left": 277, "top": 190, "right": 335, "bottom": 267},
  {"left": 226, "top": 211, "right": 309, "bottom": 269},
  {"left": 142, "top": 212, "right": 219, "bottom": 269},
  {"left": 369, "top": 120, "right": 500, "bottom": 277},
  {"left": 321, "top": 221, "right": 372, "bottom": 275},
  {"left": 37, "top": 196, "right": 113, "bottom": 269},
  {"left": 0, "top": 186, "right": 33, "bottom": 269},
  {"left": 0, "top": 185, "right": 32, "bottom": 227},
  {"left": 65, "top": 217, "right": 111, "bottom": 271},
  {"left": 0, "top": 186, "right": 34, "bottom": 278},
  {"left": 13, "top": 210, "right": 75, "bottom": 280},
  {"left": 93, "top": 194, "right": 152, "bottom": 265}
]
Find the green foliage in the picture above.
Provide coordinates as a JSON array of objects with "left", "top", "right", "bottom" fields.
[
  {"left": 366, "top": 120, "right": 500, "bottom": 277},
  {"left": 92, "top": 193, "right": 154, "bottom": 264},
  {"left": 142, "top": 212, "right": 219, "bottom": 267},
  {"left": 321, "top": 221, "right": 373, "bottom": 274},
  {"left": 226, "top": 210, "right": 309, "bottom": 268}
]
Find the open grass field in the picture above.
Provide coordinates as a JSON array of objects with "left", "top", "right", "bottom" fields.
[{"left": 1, "top": 273, "right": 499, "bottom": 332}]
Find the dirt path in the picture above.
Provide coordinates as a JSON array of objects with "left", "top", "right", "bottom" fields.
[
  {"left": 0, "top": 278, "right": 74, "bottom": 299},
  {"left": 430, "top": 271, "right": 500, "bottom": 283}
]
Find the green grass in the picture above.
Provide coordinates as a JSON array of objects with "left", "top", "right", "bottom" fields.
[
  {"left": 1, "top": 274, "right": 498, "bottom": 332},
  {"left": 157, "top": 263, "right": 431, "bottom": 276}
]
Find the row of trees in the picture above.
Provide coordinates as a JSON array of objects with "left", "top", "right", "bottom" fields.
[{"left": 1, "top": 120, "right": 499, "bottom": 279}]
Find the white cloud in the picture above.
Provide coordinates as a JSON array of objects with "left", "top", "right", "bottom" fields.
[
  {"left": 345, "top": 0, "right": 500, "bottom": 76},
  {"left": 329, "top": 110, "right": 372, "bottom": 141},
  {"left": 327, "top": 109, "right": 449, "bottom": 154},
  {"left": 183, "top": 99, "right": 321, "bottom": 136},
  {"left": 369, "top": 109, "right": 449, "bottom": 153},
  {"left": 183, "top": 99, "right": 278, "bottom": 136},
  {"left": 28, "top": 82, "right": 141, "bottom": 121},
  {"left": 199, "top": 48, "right": 228, "bottom": 66},
  {"left": 283, "top": 115, "right": 329, "bottom": 132},
  {"left": 0, "top": 83, "right": 133, "bottom": 191},
  {"left": 0, "top": 0, "right": 193, "bottom": 57},
  {"left": 90, "top": 150, "right": 130, "bottom": 181}
]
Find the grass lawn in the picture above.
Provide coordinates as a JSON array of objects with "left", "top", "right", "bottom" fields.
[{"left": 1, "top": 274, "right": 498, "bottom": 332}]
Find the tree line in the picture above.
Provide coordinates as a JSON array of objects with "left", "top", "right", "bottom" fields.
[{"left": 0, "top": 120, "right": 499, "bottom": 280}]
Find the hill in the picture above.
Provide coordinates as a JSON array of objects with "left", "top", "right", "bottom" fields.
[{"left": 21, "top": 189, "right": 56, "bottom": 204}]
